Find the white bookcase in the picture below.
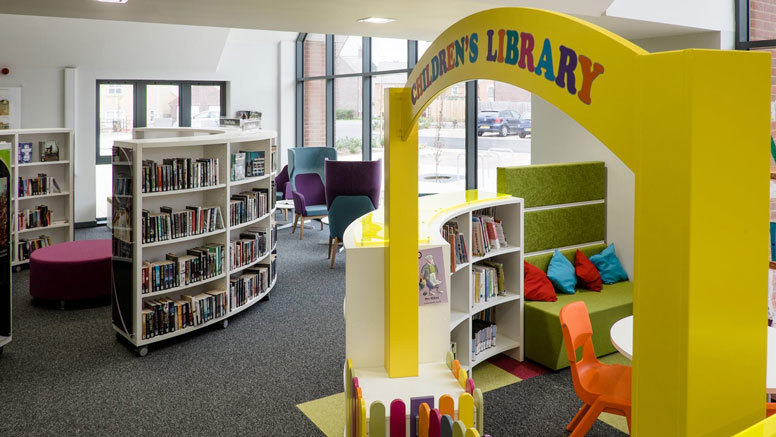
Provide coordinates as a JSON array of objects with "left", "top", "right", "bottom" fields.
[
  {"left": 111, "top": 128, "right": 278, "bottom": 356},
  {"left": 446, "top": 199, "right": 524, "bottom": 370},
  {"left": 0, "top": 128, "right": 74, "bottom": 270}
]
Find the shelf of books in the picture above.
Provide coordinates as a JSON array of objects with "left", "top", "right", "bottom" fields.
[
  {"left": 447, "top": 201, "right": 524, "bottom": 370},
  {"left": 111, "top": 128, "right": 278, "bottom": 356},
  {"left": 0, "top": 129, "right": 74, "bottom": 270}
]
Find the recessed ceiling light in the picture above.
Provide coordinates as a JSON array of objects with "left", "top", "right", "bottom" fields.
[
  {"left": 357, "top": 17, "right": 396, "bottom": 24},
  {"left": 97, "top": 0, "right": 128, "bottom": 3}
]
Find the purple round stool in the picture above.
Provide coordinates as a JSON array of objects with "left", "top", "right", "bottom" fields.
[{"left": 29, "top": 239, "right": 111, "bottom": 306}]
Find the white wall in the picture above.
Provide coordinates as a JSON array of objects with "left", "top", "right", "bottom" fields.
[
  {"left": 0, "top": 13, "right": 296, "bottom": 223},
  {"left": 531, "top": 31, "right": 728, "bottom": 279}
]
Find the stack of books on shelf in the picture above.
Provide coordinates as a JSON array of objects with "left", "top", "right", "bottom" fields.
[
  {"left": 141, "top": 158, "right": 219, "bottom": 193},
  {"left": 141, "top": 244, "right": 225, "bottom": 294},
  {"left": 271, "top": 146, "right": 278, "bottom": 173},
  {"left": 472, "top": 308, "right": 497, "bottom": 357},
  {"left": 230, "top": 151, "right": 266, "bottom": 181},
  {"left": 141, "top": 206, "right": 224, "bottom": 244},
  {"left": 114, "top": 176, "right": 132, "bottom": 196},
  {"left": 229, "top": 265, "right": 270, "bottom": 309},
  {"left": 18, "top": 205, "right": 52, "bottom": 230},
  {"left": 141, "top": 290, "right": 228, "bottom": 339},
  {"left": 18, "top": 174, "right": 61, "bottom": 198},
  {"left": 472, "top": 260, "right": 505, "bottom": 305},
  {"left": 471, "top": 210, "right": 507, "bottom": 257},
  {"left": 16, "top": 234, "right": 51, "bottom": 262},
  {"left": 229, "top": 228, "right": 270, "bottom": 269},
  {"left": 229, "top": 189, "right": 270, "bottom": 225},
  {"left": 442, "top": 221, "right": 468, "bottom": 270}
]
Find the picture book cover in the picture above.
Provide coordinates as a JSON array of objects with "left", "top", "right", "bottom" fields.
[
  {"left": 39, "top": 141, "right": 59, "bottom": 162},
  {"left": 18, "top": 142, "right": 32, "bottom": 164},
  {"left": 418, "top": 246, "right": 448, "bottom": 305}
]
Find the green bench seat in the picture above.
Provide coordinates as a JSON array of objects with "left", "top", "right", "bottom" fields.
[{"left": 524, "top": 244, "right": 633, "bottom": 370}]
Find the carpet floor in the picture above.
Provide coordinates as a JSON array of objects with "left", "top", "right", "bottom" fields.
[{"left": 0, "top": 219, "right": 628, "bottom": 436}]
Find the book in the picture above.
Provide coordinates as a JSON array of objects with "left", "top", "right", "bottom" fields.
[
  {"left": 39, "top": 141, "right": 59, "bottom": 162},
  {"left": 231, "top": 153, "right": 246, "bottom": 181},
  {"left": 18, "top": 142, "right": 32, "bottom": 164}
]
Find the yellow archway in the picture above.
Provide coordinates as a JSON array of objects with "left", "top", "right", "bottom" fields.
[{"left": 383, "top": 7, "right": 770, "bottom": 436}]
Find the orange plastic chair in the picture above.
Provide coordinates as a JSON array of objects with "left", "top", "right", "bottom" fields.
[
  {"left": 767, "top": 403, "right": 776, "bottom": 418},
  {"left": 559, "top": 302, "right": 632, "bottom": 436}
]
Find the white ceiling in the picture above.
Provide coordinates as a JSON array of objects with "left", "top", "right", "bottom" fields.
[{"left": 0, "top": 0, "right": 716, "bottom": 42}]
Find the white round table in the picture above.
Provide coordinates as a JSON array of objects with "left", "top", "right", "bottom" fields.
[{"left": 610, "top": 316, "right": 776, "bottom": 394}]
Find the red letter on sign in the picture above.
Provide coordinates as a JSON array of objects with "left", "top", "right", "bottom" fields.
[{"left": 578, "top": 55, "right": 605, "bottom": 105}]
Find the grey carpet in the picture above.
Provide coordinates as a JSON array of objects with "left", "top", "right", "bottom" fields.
[{"left": 0, "top": 219, "right": 626, "bottom": 436}]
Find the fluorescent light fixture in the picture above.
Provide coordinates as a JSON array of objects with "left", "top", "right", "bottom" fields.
[
  {"left": 97, "top": 0, "right": 128, "bottom": 3},
  {"left": 357, "top": 17, "right": 396, "bottom": 24}
]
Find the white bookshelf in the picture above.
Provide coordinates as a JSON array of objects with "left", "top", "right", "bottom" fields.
[
  {"left": 446, "top": 199, "right": 524, "bottom": 370},
  {"left": 111, "top": 127, "right": 278, "bottom": 356},
  {"left": 0, "top": 128, "right": 74, "bottom": 270}
]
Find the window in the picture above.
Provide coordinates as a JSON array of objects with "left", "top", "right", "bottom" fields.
[
  {"left": 335, "top": 77, "right": 363, "bottom": 160},
  {"left": 298, "top": 35, "right": 538, "bottom": 193},
  {"left": 372, "top": 37, "right": 407, "bottom": 71},
  {"left": 476, "top": 80, "right": 532, "bottom": 192},
  {"left": 418, "top": 86, "right": 466, "bottom": 193},
  {"left": 147, "top": 84, "right": 180, "bottom": 128},
  {"left": 95, "top": 80, "right": 225, "bottom": 219},
  {"left": 191, "top": 85, "right": 222, "bottom": 128}
]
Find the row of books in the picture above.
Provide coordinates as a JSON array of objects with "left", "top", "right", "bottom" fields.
[
  {"left": 18, "top": 174, "right": 61, "bottom": 198},
  {"left": 141, "top": 290, "right": 228, "bottom": 339},
  {"left": 472, "top": 211, "right": 507, "bottom": 257},
  {"left": 472, "top": 261, "right": 505, "bottom": 305},
  {"left": 141, "top": 158, "right": 220, "bottom": 193},
  {"left": 472, "top": 315, "right": 498, "bottom": 357},
  {"left": 141, "top": 206, "right": 224, "bottom": 244},
  {"left": 18, "top": 205, "right": 52, "bottom": 230},
  {"left": 230, "top": 189, "right": 271, "bottom": 226},
  {"left": 229, "top": 266, "right": 271, "bottom": 309},
  {"left": 16, "top": 234, "right": 52, "bottom": 262},
  {"left": 231, "top": 151, "right": 266, "bottom": 181},
  {"left": 229, "top": 228, "right": 270, "bottom": 270},
  {"left": 141, "top": 244, "right": 225, "bottom": 294},
  {"left": 114, "top": 177, "right": 131, "bottom": 196},
  {"left": 442, "top": 221, "right": 469, "bottom": 271}
]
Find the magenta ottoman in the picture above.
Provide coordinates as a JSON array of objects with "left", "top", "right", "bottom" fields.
[{"left": 29, "top": 239, "right": 112, "bottom": 301}]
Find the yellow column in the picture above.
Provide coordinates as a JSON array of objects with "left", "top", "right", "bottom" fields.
[
  {"left": 634, "top": 49, "right": 770, "bottom": 435},
  {"left": 384, "top": 87, "right": 419, "bottom": 377}
]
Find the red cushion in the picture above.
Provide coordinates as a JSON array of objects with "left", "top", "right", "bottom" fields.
[
  {"left": 524, "top": 261, "right": 557, "bottom": 302},
  {"left": 575, "top": 250, "right": 602, "bottom": 291}
]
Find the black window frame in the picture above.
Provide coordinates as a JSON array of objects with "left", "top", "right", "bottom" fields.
[{"left": 96, "top": 80, "right": 226, "bottom": 165}]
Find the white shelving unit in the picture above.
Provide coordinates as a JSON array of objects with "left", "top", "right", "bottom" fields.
[
  {"left": 446, "top": 200, "right": 524, "bottom": 370},
  {"left": 0, "top": 128, "right": 74, "bottom": 270},
  {"left": 111, "top": 127, "right": 278, "bottom": 356}
]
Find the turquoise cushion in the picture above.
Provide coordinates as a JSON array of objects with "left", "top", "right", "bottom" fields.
[
  {"left": 589, "top": 243, "right": 629, "bottom": 284},
  {"left": 305, "top": 204, "right": 328, "bottom": 217},
  {"left": 547, "top": 249, "right": 577, "bottom": 294}
]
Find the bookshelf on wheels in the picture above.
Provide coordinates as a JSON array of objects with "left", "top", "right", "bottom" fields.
[
  {"left": 0, "top": 129, "right": 74, "bottom": 272},
  {"left": 111, "top": 127, "right": 279, "bottom": 356}
]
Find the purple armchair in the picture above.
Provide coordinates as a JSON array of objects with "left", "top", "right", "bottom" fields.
[
  {"left": 275, "top": 165, "right": 292, "bottom": 220},
  {"left": 291, "top": 173, "right": 328, "bottom": 240},
  {"left": 324, "top": 159, "right": 382, "bottom": 267}
]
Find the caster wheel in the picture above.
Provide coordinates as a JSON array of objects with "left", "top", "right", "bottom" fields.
[
  {"left": 135, "top": 346, "right": 148, "bottom": 357},
  {"left": 260, "top": 294, "right": 270, "bottom": 302},
  {"left": 13, "top": 266, "right": 21, "bottom": 273},
  {"left": 220, "top": 319, "right": 229, "bottom": 329}
]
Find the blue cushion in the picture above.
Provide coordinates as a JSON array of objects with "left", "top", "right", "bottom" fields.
[
  {"left": 304, "top": 204, "right": 328, "bottom": 217},
  {"left": 589, "top": 243, "right": 629, "bottom": 284},
  {"left": 547, "top": 249, "right": 577, "bottom": 294}
]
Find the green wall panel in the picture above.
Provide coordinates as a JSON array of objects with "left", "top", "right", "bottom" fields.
[
  {"left": 524, "top": 243, "right": 608, "bottom": 272},
  {"left": 497, "top": 161, "right": 606, "bottom": 208},
  {"left": 524, "top": 203, "right": 606, "bottom": 252}
]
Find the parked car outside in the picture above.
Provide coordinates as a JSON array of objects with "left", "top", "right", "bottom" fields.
[
  {"left": 191, "top": 110, "right": 220, "bottom": 128},
  {"left": 517, "top": 112, "right": 531, "bottom": 138},
  {"left": 477, "top": 109, "right": 520, "bottom": 137}
]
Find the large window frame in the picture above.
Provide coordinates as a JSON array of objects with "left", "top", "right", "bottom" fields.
[
  {"left": 95, "top": 80, "right": 226, "bottom": 165},
  {"left": 296, "top": 34, "right": 481, "bottom": 189}
]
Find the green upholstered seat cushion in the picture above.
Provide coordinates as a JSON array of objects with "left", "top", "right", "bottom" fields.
[
  {"left": 524, "top": 282, "right": 633, "bottom": 370},
  {"left": 304, "top": 204, "right": 328, "bottom": 217}
]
